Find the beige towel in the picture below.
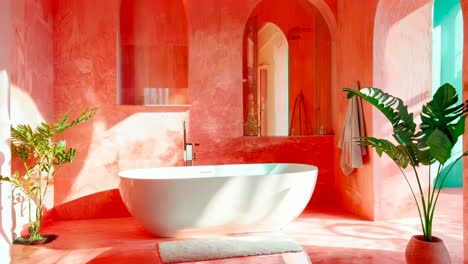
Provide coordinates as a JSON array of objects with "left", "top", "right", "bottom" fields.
[{"left": 338, "top": 83, "right": 367, "bottom": 176}]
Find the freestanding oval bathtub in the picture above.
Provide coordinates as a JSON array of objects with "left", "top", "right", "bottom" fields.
[{"left": 119, "top": 163, "right": 318, "bottom": 237}]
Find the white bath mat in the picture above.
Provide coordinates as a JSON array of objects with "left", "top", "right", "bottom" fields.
[{"left": 158, "top": 233, "right": 304, "bottom": 263}]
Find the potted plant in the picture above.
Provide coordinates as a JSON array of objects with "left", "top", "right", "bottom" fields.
[
  {"left": 0, "top": 107, "right": 97, "bottom": 244},
  {"left": 343, "top": 83, "right": 467, "bottom": 264}
]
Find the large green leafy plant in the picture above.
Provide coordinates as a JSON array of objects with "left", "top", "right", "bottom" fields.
[
  {"left": 0, "top": 108, "right": 97, "bottom": 244},
  {"left": 343, "top": 83, "right": 467, "bottom": 242}
]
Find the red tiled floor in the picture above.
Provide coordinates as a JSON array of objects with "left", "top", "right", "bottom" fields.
[{"left": 11, "top": 189, "right": 462, "bottom": 264}]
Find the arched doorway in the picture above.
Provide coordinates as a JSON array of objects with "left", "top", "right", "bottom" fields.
[
  {"left": 257, "top": 22, "right": 289, "bottom": 136},
  {"left": 374, "top": 0, "right": 463, "bottom": 261},
  {"left": 432, "top": 0, "right": 464, "bottom": 187}
]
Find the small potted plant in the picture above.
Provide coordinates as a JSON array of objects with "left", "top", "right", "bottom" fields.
[
  {"left": 0, "top": 107, "right": 97, "bottom": 244},
  {"left": 343, "top": 83, "right": 467, "bottom": 264}
]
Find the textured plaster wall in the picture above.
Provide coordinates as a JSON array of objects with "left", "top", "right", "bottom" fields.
[
  {"left": 10, "top": 0, "right": 54, "bottom": 125},
  {"left": 373, "top": 0, "right": 433, "bottom": 220},
  {"left": 5, "top": 2, "right": 468, "bottom": 260},
  {"left": 334, "top": 0, "right": 434, "bottom": 222},
  {"left": 0, "top": 0, "right": 12, "bottom": 260},
  {"left": 0, "top": 0, "right": 55, "bottom": 254},
  {"left": 52, "top": 1, "right": 188, "bottom": 218},
  {"left": 2, "top": 1, "right": 468, "bottom": 260},
  {"left": 8, "top": 0, "right": 55, "bottom": 238},
  {"left": 333, "top": 0, "right": 378, "bottom": 220},
  {"left": 461, "top": 0, "right": 468, "bottom": 262},
  {"left": 50, "top": 0, "right": 337, "bottom": 220}
]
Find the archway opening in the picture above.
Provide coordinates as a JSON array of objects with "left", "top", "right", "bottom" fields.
[
  {"left": 257, "top": 22, "right": 289, "bottom": 136},
  {"left": 432, "top": 0, "right": 464, "bottom": 188}
]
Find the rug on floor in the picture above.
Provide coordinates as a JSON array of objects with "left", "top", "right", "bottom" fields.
[{"left": 158, "top": 233, "right": 304, "bottom": 263}]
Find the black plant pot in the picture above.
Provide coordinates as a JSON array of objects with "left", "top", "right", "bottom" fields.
[{"left": 13, "top": 234, "right": 58, "bottom": 245}]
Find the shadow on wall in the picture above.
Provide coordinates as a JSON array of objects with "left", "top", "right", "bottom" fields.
[
  {"left": 54, "top": 112, "right": 186, "bottom": 207},
  {"left": 8, "top": 78, "right": 185, "bottom": 220},
  {"left": 43, "top": 189, "right": 131, "bottom": 222}
]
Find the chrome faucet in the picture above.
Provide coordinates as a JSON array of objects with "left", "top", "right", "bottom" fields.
[{"left": 183, "top": 121, "right": 199, "bottom": 166}]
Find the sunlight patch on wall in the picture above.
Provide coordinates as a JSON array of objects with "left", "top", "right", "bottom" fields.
[
  {"left": 385, "top": 2, "right": 433, "bottom": 116},
  {"left": 65, "top": 112, "right": 188, "bottom": 203},
  {"left": 10, "top": 85, "right": 45, "bottom": 127}
]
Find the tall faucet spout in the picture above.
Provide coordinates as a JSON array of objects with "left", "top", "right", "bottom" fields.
[
  {"left": 183, "top": 121, "right": 187, "bottom": 151},
  {"left": 183, "top": 121, "right": 198, "bottom": 166}
]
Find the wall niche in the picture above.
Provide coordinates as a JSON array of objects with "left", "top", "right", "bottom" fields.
[{"left": 118, "top": 0, "right": 188, "bottom": 105}]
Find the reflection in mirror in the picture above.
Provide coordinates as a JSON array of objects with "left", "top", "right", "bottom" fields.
[
  {"left": 243, "top": 0, "right": 332, "bottom": 136},
  {"left": 243, "top": 16, "right": 259, "bottom": 136},
  {"left": 117, "top": 0, "right": 188, "bottom": 105},
  {"left": 258, "top": 23, "right": 289, "bottom": 136}
]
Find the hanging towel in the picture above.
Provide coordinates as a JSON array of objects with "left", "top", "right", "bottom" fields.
[{"left": 338, "top": 82, "right": 367, "bottom": 176}]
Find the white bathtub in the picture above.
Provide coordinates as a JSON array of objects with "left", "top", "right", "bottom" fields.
[{"left": 118, "top": 163, "right": 318, "bottom": 237}]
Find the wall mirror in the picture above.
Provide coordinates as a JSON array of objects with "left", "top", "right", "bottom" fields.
[{"left": 243, "top": 0, "right": 332, "bottom": 136}]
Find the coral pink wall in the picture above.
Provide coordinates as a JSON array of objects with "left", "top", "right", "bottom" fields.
[
  {"left": 334, "top": 0, "right": 433, "bottom": 222},
  {"left": 373, "top": 0, "right": 433, "bottom": 220},
  {"left": 462, "top": 0, "right": 468, "bottom": 262},
  {"left": 6, "top": 2, "right": 468, "bottom": 258},
  {"left": 7, "top": 0, "right": 55, "bottom": 238},
  {"left": 0, "top": 0, "right": 12, "bottom": 259},
  {"left": 10, "top": 0, "right": 54, "bottom": 124},
  {"left": 182, "top": 0, "right": 335, "bottom": 209},
  {"left": 3, "top": 0, "right": 468, "bottom": 259},
  {"left": 0, "top": 2, "right": 10, "bottom": 70},
  {"left": 51, "top": 0, "right": 337, "bottom": 220},
  {"left": 247, "top": 0, "right": 332, "bottom": 135},
  {"left": 52, "top": 1, "right": 188, "bottom": 208},
  {"left": 333, "top": 0, "right": 378, "bottom": 220}
]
